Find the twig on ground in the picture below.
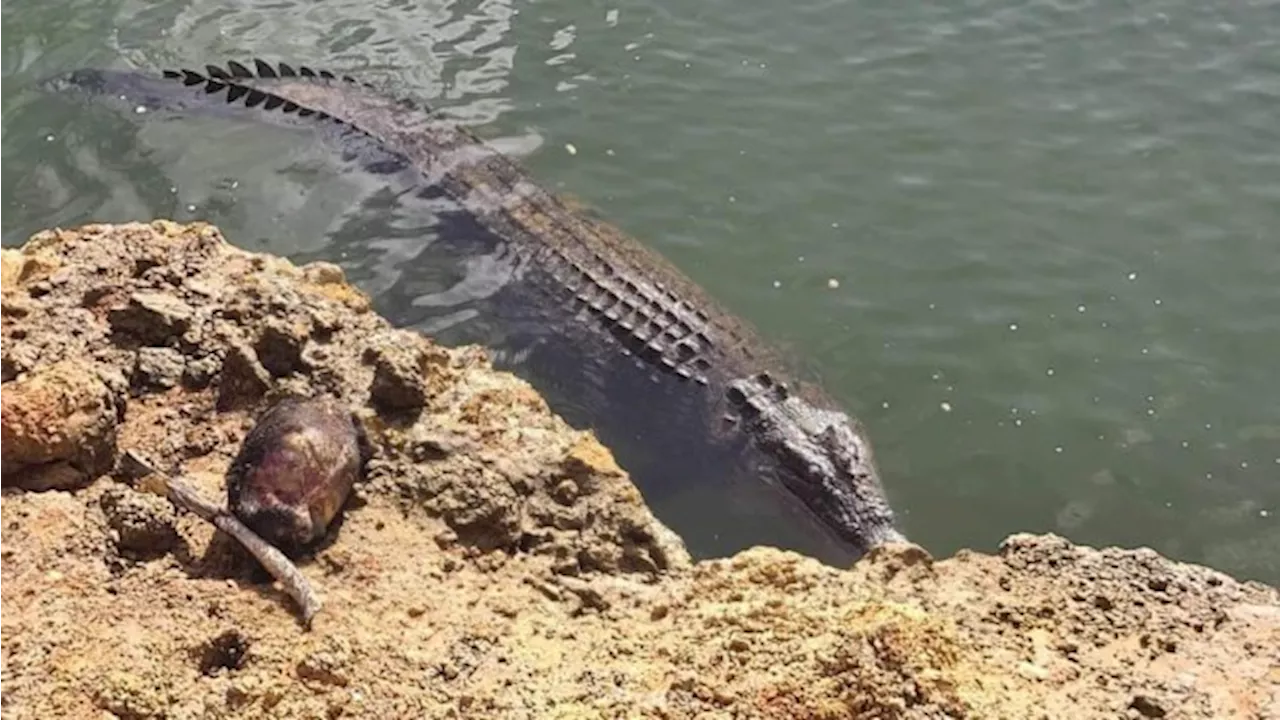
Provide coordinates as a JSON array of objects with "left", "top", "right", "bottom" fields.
[{"left": 124, "top": 451, "right": 322, "bottom": 627}]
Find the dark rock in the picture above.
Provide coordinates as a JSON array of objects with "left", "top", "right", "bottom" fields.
[
  {"left": 255, "top": 319, "right": 309, "bottom": 377},
  {"left": 107, "top": 292, "right": 194, "bottom": 346},
  {"left": 132, "top": 347, "right": 185, "bottom": 392},
  {"left": 182, "top": 353, "right": 221, "bottom": 389},
  {"left": 366, "top": 342, "right": 431, "bottom": 413},
  {"left": 216, "top": 342, "right": 272, "bottom": 412},
  {"left": 100, "top": 486, "right": 178, "bottom": 555}
]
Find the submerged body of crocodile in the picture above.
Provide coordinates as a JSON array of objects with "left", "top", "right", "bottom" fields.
[{"left": 50, "top": 60, "right": 905, "bottom": 560}]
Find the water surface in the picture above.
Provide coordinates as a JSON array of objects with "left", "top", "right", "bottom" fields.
[{"left": 4, "top": 0, "right": 1278, "bottom": 581}]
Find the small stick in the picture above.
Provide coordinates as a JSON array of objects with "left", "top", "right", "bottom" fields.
[{"left": 124, "top": 452, "right": 321, "bottom": 626}]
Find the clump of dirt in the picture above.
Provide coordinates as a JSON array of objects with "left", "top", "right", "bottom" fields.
[{"left": 2, "top": 222, "right": 1276, "bottom": 719}]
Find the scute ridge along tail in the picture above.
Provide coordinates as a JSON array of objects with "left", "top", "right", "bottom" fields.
[{"left": 159, "top": 59, "right": 426, "bottom": 127}]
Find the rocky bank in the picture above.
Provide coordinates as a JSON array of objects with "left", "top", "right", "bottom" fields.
[{"left": 1, "top": 222, "right": 1276, "bottom": 719}]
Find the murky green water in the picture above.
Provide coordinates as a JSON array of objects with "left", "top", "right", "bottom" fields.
[{"left": 4, "top": 0, "right": 1278, "bottom": 582}]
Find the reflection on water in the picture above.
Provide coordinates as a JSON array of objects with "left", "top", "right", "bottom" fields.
[{"left": 3, "top": 0, "right": 1279, "bottom": 581}]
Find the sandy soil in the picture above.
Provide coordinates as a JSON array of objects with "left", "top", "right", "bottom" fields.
[{"left": 2, "top": 222, "right": 1277, "bottom": 719}]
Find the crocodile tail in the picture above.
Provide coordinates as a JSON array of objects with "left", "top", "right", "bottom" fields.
[
  {"left": 158, "top": 61, "right": 355, "bottom": 124},
  {"left": 51, "top": 59, "right": 427, "bottom": 132}
]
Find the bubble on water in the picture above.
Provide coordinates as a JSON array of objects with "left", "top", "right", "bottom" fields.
[
  {"left": 940, "top": 401, "right": 952, "bottom": 412},
  {"left": 827, "top": 278, "right": 840, "bottom": 289},
  {"left": 1181, "top": 441, "right": 1190, "bottom": 448},
  {"left": 1054, "top": 446, "right": 1064, "bottom": 453},
  {"left": 605, "top": 148, "right": 615, "bottom": 156},
  {"left": 1241, "top": 461, "right": 1249, "bottom": 469},
  {"left": 1262, "top": 509, "right": 1272, "bottom": 518},
  {"left": 728, "top": 195, "right": 736, "bottom": 203},
  {"left": 1146, "top": 408, "right": 1155, "bottom": 416},
  {"left": 831, "top": 222, "right": 840, "bottom": 229},
  {"left": 1077, "top": 304, "right": 1086, "bottom": 313},
  {"left": 564, "top": 143, "right": 577, "bottom": 155},
  {"left": 1046, "top": 368, "right": 1055, "bottom": 376},
  {"left": 134, "top": 106, "right": 147, "bottom": 114},
  {"left": 45, "top": 134, "right": 55, "bottom": 142},
  {"left": 881, "top": 401, "right": 890, "bottom": 409},
  {"left": 1101, "top": 321, "right": 1109, "bottom": 328},
  {"left": 605, "top": 8, "right": 619, "bottom": 25},
  {"left": 1009, "top": 323, "right": 1019, "bottom": 331},
  {"left": 1127, "top": 271, "right": 1138, "bottom": 281},
  {"left": 931, "top": 372, "right": 941, "bottom": 381},
  {"left": 928, "top": 303, "right": 936, "bottom": 310},
  {"left": 186, "top": 204, "right": 196, "bottom": 212},
  {"left": 1141, "top": 347, "right": 1149, "bottom": 355},
  {"left": 1014, "top": 419, "right": 1023, "bottom": 427},
  {"left": 1154, "top": 298, "right": 1163, "bottom": 306},
  {"left": 797, "top": 256, "right": 805, "bottom": 263},
  {"left": 771, "top": 280, "right": 781, "bottom": 289}
]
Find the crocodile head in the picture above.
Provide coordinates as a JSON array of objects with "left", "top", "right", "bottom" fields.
[{"left": 727, "top": 373, "right": 904, "bottom": 553}]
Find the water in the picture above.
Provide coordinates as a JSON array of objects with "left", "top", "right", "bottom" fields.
[{"left": 4, "top": 0, "right": 1278, "bottom": 582}]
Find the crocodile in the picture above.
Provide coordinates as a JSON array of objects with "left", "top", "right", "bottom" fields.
[{"left": 47, "top": 61, "right": 906, "bottom": 560}]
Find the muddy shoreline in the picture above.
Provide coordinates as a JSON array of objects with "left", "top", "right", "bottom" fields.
[{"left": 2, "top": 222, "right": 1276, "bottom": 719}]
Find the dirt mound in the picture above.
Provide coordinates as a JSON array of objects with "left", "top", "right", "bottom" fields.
[{"left": 2, "top": 222, "right": 1276, "bottom": 719}]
